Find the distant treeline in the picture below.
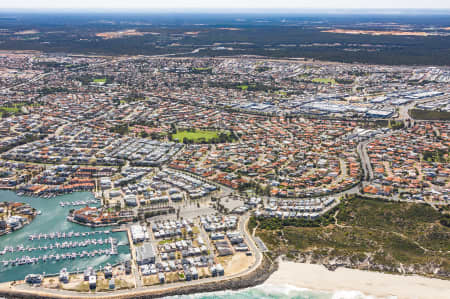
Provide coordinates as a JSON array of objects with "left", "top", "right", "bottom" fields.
[{"left": 0, "top": 25, "right": 449, "bottom": 65}]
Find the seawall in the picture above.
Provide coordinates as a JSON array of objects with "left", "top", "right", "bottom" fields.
[{"left": 0, "top": 255, "right": 278, "bottom": 299}]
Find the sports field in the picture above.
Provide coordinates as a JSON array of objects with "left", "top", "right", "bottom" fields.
[
  {"left": 237, "top": 85, "right": 249, "bottom": 90},
  {"left": 172, "top": 129, "right": 219, "bottom": 142},
  {"left": 0, "top": 105, "right": 22, "bottom": 117},
  {"left": 311, "top": 78, "right": 336, "bottom": 84}
]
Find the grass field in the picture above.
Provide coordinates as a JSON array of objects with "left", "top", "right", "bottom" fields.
[
  {"left": 409, "top": 109, "right": 450, "bottom": 121},
  {"left": 172, "top": 129, "right": 219, "bottom": 142},
  {"left": 311, "top": 78, "right": 336, "bottom": 84},
  {"left": 193, "top": 67, "right": 211, "bottom": 71},
  {"left": 0, "top": 105, "right": 22, "bottom": 117},
  {"left": 276, "top": 91, "right": 288, "bottom": 96},
  {"left": 237, "top": 85, "right": 249, "bottom": 90},
  {"left": 1, "top": 107, "right": 20, "bottom": 113},
  {"left": 93, "top": 78, "right": 107, "bottom": 83}
]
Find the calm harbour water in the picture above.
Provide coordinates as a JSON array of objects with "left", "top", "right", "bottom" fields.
[{"left": 0, "top": 190, "right": 130, "bottom": 283}]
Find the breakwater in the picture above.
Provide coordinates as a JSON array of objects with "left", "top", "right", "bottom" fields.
[{"left": 0, "top": 256, "right": 278, "bottom": 299}]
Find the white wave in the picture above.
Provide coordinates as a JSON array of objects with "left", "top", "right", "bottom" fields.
[
  {"left": 256, "top": 283, "right": 313, "bottom": 295},
  {"left": 164, "top": 284, "right": 398, "bottom": 299},
  {"left": 331, "top": 290, "right": 397, "bottom": 299},
  {"left": 166, "top": 283, "right": 323, "bottom": 299},
  {"left": 165, "top": 288, "right": 248, "bottom": 299}
]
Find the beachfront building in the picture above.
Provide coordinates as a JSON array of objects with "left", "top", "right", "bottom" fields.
[{"left": 136, "top": 243, "right": 156, "bottom": 265}]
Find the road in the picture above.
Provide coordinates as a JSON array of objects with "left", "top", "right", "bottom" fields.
[
  {"left": 125, "top": 228, "right": 141, "bottom": 288},
  {"left": 357, "top": 140, "right": 373, "bottom": 182},
  {"left": 397, "top": 103, "right": 415, "bottom": 121}
]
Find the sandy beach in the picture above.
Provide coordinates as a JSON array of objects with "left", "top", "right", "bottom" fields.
[{"left": 266, "top": 261, "right": 450, "bottom": 299}]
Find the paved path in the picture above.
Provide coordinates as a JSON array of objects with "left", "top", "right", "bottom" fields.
[{"left": 357, "top": 140, "right": 373, "bottom": 181}]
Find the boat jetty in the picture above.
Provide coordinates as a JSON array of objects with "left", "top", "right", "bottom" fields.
[
  {"left": 59, "top": 199, "right": 98, "bottom": 207},
  {"left": 2, "top": 248, "right": 118, "bottom": 267},
  {"left": 27, "top": 229, "right": 111, "bottom": 241},
  {"left": 1, "top": 237, "right": 117, "bottom": 254},
  {"left": 1, "top": 237, "right": 119, "bottom": 267}
]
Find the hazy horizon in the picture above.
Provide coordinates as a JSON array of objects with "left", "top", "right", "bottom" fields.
[
  {"left": 1, "top": 8, "right": 450, "bottom": 15},
  {"left": 1, "top": 0, "right": 449, "bottom": 11}
]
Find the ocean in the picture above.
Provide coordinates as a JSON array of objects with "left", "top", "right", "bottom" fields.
[{"left": 169, "top": 284, "right": 389, "bottom": 299}]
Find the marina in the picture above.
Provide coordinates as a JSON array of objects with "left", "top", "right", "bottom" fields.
[
  {"left": 0, "top": 191, "right": 130, "bottom": 283},
  {"left": 59, "top": 199, "right": 98, "bottom": 207},
  {"left": 27, "top": 230, "right": 111, "bottom": 241},
  {"left": 1, "top": 237, "right": 117, "bottom": 254},
  {"left": 1, "top": 248, "right": 119, "bottom": 268}
]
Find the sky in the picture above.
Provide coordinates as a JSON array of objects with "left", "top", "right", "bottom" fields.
[{"left": 1, "top": 0, "right": 449, "bottom": 10}]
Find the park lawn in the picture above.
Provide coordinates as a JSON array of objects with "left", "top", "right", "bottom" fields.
[
  {"left": 172, "top": 129, "right": 220, "bottom": 142},
  {"left": 193, "top": 67, "right": 211, "bottom": 71},
  {"left": 1, "top": 107, "right": 20, "bottom": 113},
  {"left": 312, "top": 77, "right": 336, "bottom": 84},
  {"left": 0, "top": 105, "right": 23, "bottom": 116},
  {"left": 93, "top": 78, "right": 107, "bottom": 83},
  {"left": 409, "top": 109, "right": 450, "bottom": 121}
]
